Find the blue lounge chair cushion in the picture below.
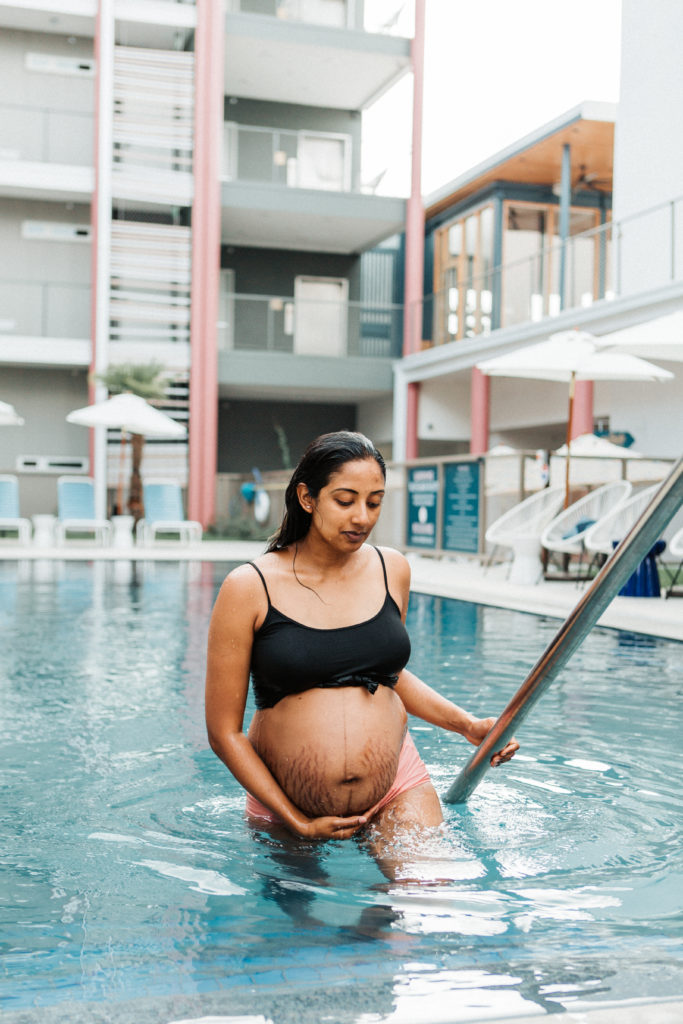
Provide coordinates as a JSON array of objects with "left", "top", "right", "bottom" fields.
[{"left": 562, "top": 518, "right": 596, "bottom": 540}]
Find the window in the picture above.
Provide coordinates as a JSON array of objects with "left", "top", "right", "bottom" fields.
[{"left": 434, "top": 204, "right": 494, "bottom": 344}]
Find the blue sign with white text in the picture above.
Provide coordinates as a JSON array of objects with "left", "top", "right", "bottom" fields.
[{"left": 406, "top": 465, "right": 439, "bottom": 548}]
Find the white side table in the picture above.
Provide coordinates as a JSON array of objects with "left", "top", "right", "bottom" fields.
[
  {"left": 32, "top": 514, "right": 56, "bottom": 549},
  {"left": 111, "top": 515, "right": 135, "bottom": 549}
]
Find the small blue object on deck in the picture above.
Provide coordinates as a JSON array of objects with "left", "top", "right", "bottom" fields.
[{"left": 616, "top": 539, "right": 666, "bottom": 597}]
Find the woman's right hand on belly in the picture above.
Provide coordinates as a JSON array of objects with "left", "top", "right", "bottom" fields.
[{"left": 297, "top": 812, "right": 369, "bottom": 841}]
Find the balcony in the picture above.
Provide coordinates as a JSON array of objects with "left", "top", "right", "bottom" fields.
[
  {"left": 0, "top": 103, "right": 94, "bottom": 202},
  {"left": 217, "top": 288, "right": 401, "bottom": 399},
  {"left": 417, "top": 195, "right": 683, "bottom": 353},
  {"left": 221, "top": 122, "right": 406, "bottom": 251},
  {"left": 0, "top": 278, "right": 91, "bottom": 367},
  {"left": 224, "top": 1, "right": 412, "bottom": 111}
]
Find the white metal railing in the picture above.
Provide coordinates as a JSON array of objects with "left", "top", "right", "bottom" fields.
[{"left": 420, "top": 193, "right": 683, "bottom": 350}]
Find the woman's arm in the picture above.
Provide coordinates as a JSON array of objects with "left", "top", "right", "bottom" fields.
[
  {"left": 381, "top": 546, "right": 518, "bottom": 766},
  {"left": 394, "top": 668, "right": 518, "bottom": 765},
  {"left": 205, "top": 564, "right": 368, "bottom": 839}
]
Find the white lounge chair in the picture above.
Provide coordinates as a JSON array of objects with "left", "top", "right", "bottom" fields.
[
  {"left": 583, "top": 483, "right": 662, "bottom": 580},
  {"left": 136, "top": 478, "right": 202, "bottom": 545},
  {"left": 0, "top": 474, "right": 32, "bottom": 544},
  {"left": 584, "top": 484, "right": 661, "bottom": 558},
  {"left": 541, "top": 480, "right": 633, "bottom": 579},
  {"left": 56, "top": 476, "right": 111, "bottom": 545},
  {"left": 485, "top": 486, "right": 566, "bottom": 584}
]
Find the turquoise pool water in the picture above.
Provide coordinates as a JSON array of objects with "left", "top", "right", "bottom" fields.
[{"left": 1, "top": 559, "right": 682, "bottom": 1023}]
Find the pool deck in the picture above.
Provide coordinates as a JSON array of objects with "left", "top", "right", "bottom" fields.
[{"left": 3, "top": 538, "right": 681, "bottom": 642}]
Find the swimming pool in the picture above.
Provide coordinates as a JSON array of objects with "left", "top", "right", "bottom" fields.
[{"left": 1, "top": 559, "right": 682, "bottom": 1023}]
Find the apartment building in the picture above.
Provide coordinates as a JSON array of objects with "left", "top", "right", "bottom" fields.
[{"left": 0, "top": 0, "right": 418, "bottom": 523}]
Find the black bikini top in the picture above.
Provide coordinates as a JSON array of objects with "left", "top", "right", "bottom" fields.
[{"left": 248, "top": 546, "right": 411, "bottom": 710}]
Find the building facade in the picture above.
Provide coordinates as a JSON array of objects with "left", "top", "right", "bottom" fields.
[
  {"left": 393, "top": 0, "right": 683, "bottom": 466},
  {"left": 0, "top": 0, "right": 419, "bottom": 522}
]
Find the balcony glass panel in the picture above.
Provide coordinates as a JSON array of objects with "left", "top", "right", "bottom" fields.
[
  {"left": 0, "top": 104, "right": 93, "bottom": 166},
  {"left": 228, "top": 0, "right": 413, "bottom": 35},
  {"left": 224, "top": 124, "right": 350, "bottom": 192},
  {"left": 0, "top": 280, "right": 91, "bottom": 338},
  {"left": 217, "top": 292, "right": 403, "bottom": 358},
  {"left": 232, "top": 0, "right": 347, "bottom": 27}
]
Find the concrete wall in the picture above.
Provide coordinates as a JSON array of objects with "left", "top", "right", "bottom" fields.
[
  {"left": 0, "top": 366, "right": 90, "bottom": 515},
  {"left": 417, "top": 375, "right": 472, "bottom": 441},
  {"left": 223, "top": 244, "right": 360, "bottom": 299},
  {"left": 357, "top": 394, "right": 393, "bottom": 453},
  {"left": 594, "top": 373, "right": 683, "bottom": 459},
  {"left": 0, "top": 199, "right": 92, "bottom": 338},
  {"left": 0, "top": 28, "right": 94, "bottom": 165},
  {"left": 216, "top": 398, "right": 357, "bottom": 473},
  {"left": 612, "top": 0, "right": 683, "bottom": 294}
]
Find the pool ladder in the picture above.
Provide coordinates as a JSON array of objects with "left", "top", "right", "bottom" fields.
[{"left": 444, "top": 456, "right": 683, "bottom": 804}]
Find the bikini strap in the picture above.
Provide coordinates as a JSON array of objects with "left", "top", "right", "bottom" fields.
[
  {"left": 248, "top": 562, "right": 272, "bottom": 606},
  {"left": 373, "top": 545, "right": 389, "bottom": 594}
]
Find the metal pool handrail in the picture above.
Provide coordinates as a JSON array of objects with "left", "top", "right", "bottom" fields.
[{"left": 444, "top": 456, "right": 683, "bottom": 805}]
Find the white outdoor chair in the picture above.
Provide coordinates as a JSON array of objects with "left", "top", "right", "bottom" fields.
[
  {"left": 0, "top": 474, "right": 32, "bottom": 544},
  {"left": 541, "top": 480, "right": 633, "bottom": 579},
  {"left": 56, "top": 476, "right": 111, "bottom": 546},
  {"left": 136, "top": 478, "right": 202, "bottom": 546},
  {"left": 665, "top": 525, "right": 683, "bottom": 597},
  {"left": 583, "top": 484, "right": 661, "bottom": 557},
  {"left": 484, "top": 486, "right": 565, "bottom": 584}
]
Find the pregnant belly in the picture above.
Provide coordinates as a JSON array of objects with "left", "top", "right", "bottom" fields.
[{"left": 248, "top": 686, "right": 407, "bottom": 818}]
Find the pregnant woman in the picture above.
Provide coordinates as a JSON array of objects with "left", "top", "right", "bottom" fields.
[{"left": 205, "top": 431, "right": 517, "bottom": 854}]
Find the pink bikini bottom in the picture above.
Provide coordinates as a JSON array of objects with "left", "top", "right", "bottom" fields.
[{"left": 245, "top": 730, "right": 431, "bottom": 824}]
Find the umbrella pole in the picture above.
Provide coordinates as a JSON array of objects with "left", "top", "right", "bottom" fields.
[
  {"left": 564, "top": 373, "right": 576, "bottom": 508},
  {"left": 116, "top": 432, "right": 127, "bottom": 516}
]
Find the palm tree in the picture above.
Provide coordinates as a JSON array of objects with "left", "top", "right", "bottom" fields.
[{"left": 97, "top": 362, "right": 168, "bottom": 520}]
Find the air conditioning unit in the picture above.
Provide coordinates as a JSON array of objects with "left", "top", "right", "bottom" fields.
[
  {"left": 16, "top": 455, "right": 89, "bottom": 474},
  {"left": 25, "top": 52, "right": 95, "bottom": 77},
  {"left": 22, "top": 222, "right": 92, "bottom": 243}
]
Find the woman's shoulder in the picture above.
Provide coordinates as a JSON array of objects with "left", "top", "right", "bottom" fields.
[
  {"left": 373, "top": 545, "right": 411, "bottom": 584},
  {"left": 221, "top": 550, "right": 289, "bottom": 593}
]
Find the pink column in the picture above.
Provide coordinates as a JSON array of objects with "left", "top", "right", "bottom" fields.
[
  {"left": 406, "top": 383, "right": 419, "bottom": 460},
  {"left": 189, "top": 0, "right": 223, "bottom": 526},
  {"left": 470, "top": 367, "right": 490, "bottom": 455},
  {"left": 400, "top": 0, "right": 426, "bottom": 460},
  {"left": 571, "top": 380, "right": 594, "bottom": 438},
  {"left": 88, "top": 3, "right": 103, "bottom": 475}
]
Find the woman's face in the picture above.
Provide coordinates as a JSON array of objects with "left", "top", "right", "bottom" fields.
[{"left": 299, "top": 458, "right": 386, "bottom": 549}]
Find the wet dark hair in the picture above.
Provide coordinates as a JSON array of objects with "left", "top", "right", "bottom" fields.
[{"left": 266, "top": 431, "right": 386, "bottom": 551}]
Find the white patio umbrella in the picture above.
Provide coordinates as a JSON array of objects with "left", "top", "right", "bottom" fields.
[
  {"left": 476, "top": 329, "right": 673, "bottom": 505},
  {"left": 0, "top": 400, "right": 24, "bottom": 426},
  {"left": 67, "top": 392, "right": 186, "bottom": 515}
]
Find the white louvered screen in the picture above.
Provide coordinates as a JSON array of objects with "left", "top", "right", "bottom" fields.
[
  {"left": 112, "top": 46, "right": 194, "bottom": 206},
  {"left": 109, "top": 221, "right": 192, "bottom": 343},
  {"left": 106, "top": 221, "right": 192, "bottom": 487}
]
